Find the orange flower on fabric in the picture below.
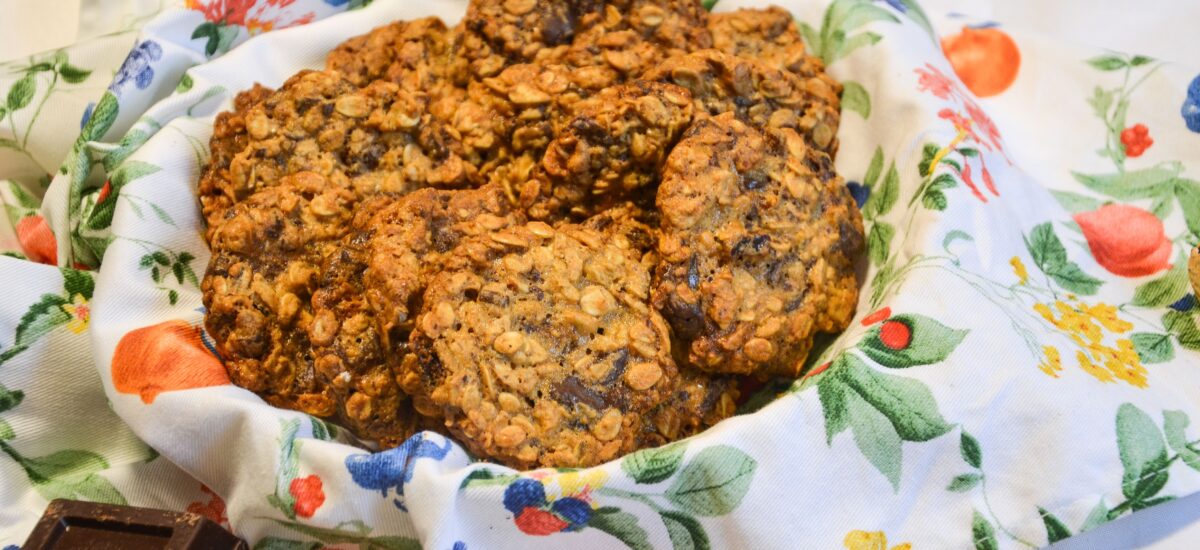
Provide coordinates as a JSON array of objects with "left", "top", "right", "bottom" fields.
[
  {"left": 16, "top": 214, "right": 57, "bottom": 265},
  {"left": 941, "top": 26, "right": 1021, "bottom": 97},
  {"left": 111, "top": 320, "right": 230, "bottom": 403},
  {"left": 1120, "top": 123, "right": 1153, "bottom": 157},
  {"left": 1074, "top": 204, "right": 1171, "bottom": 277}
]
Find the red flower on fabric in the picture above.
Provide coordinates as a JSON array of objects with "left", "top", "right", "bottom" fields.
[
  {"left": 1074, "top": 204, "right": 1171, "bottom": 277},
  {"left": 289, "top": 475, "right": 326, "bottom": 518},
  {"left": 16, "top": 214, "right": 57, "bottom": 265},
  {"left": 1120, "top": 124, "right": 1153, "bottom": 157},
  {"left": 186, "top": 0, "right": 253, "bottom": 25},
  {"left": 514, "top": 508, "right": 570, "bottom": 536},
  {"left": 916, "top": 64, "right": 955, "bottom": 99},
  {"left": 963, "top": 100, "right": 1004, "bottom": 154},
  {"left": 937, "top": 108, "right": 984, "bottom": 146},
  {"left": 97, "top": 180, "right": 112, "bottom": 204},
  {"left": 186, "top": 485, "right": 230, "bottom": 528},
  {"left": 879, "top": 320, "right": 913, "bottom": 350},
  {"left": 861, "top": 307, "right": 893, "bottom": 326}
]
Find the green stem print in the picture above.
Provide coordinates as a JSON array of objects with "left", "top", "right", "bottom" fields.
[
  {"left": 0, "top": 268, "right": 94, "bottom": 366},
  {"left": 952, "top": 404, "right": 1200, "bottom": 548},
  {"left": 116, "top": 235, "right": 199, "bottom": 306},
  {"left": 1, "top": 51, "right": 93, "bottom": 167},
  {"left": 0, "top": 382, "right": 126, "bottom": 505},
  {"left": 460, "top": 443, "right": 756, "bottom": 550}
]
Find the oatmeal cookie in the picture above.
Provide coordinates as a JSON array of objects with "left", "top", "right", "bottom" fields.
[
  {"left": 326, "top": 17, "right": 457, "bottom": 92},
  {"left": 560, "top": 0, "right": 713, "bottom": 81},
  {"left": 642, "top": 367, "right": 739, "bottom": 445},
  {"left": 521, "top": 81, "right": 694, "bottom": 220},
  {"left": 576, "top": 201, "right": 659, "bottom": 256},
  {"left": 653, "top": 113, "right": 863, "bottom": 378},
  {"left": 364, "top": 184, "right": 523, "bottom": 351},
  {"left": 202, "top": 70, "right": 478, "bottom": 233},
  {"left": 708, "top": 7, "right": 835, "bottom": 83},
  {"left": 453, "top": 0, "right": 585, "bottom": 81},
  {"left": 198, "top": 84, "right": 274, "bottom": 243},
  {"left": 201, "top": 172, "right": 355, "bottom": 416},
  {"left": 403, "top": 221, "right": 677, "bottom": 468},
  {"left": 645, "top": 49, "right": 841, "bottom": 156},
  {"left": 309, "top": 197, "right": 422, "bottom": 447}
]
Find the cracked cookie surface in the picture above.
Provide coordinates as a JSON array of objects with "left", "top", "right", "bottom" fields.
[
  {"left": 404, "top": 221, "right": 677, "bottom": 468},
  {"left": 653, "top": 113, "right": 863, "bottom": 377}
]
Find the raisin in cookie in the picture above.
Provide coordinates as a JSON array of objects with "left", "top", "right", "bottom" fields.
[
  {"left": 522, "top": 81, "right": 694, "bottom": 220},
  {"left": 202, "top": 172, "right": 354, "bottom": 416},
  {"left": 645, "top": 49, "right": 841, "bottom": 156},
  {"left": 364, "top": 184, "right": 523, "bottom": 351},
  {"left": 653, "top": 113, "right": 863, "bottom": 378},
  {"left": 198, "top": 84, "right": 273, "bottom": 243},
  {"left": 403, "top": 221, "right": 677, "bottom": 468}
]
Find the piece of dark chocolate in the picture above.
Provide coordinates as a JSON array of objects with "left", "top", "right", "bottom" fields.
[{"left": 22, "top": 499, "right": 247, "bottom": 550}]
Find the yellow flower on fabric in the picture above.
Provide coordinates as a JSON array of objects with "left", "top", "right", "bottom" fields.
[
  {"left": 1032, "top": 299, "right": 1145, "bottom": 387},
  {"left": 61, "top": 294, "right": 90, "bottom": 334},
  {"left": 1037, "top": 346, "right": 1063, "bottom": 377},
  {"left": 844, "top": 530, "right": 912, "bottom": 550},
  {"left": 1010, "top": 257, "right": 1029, "bottom": 285},
  {"left": 548, "top": 468, "right": 608, "bottom": 502}
]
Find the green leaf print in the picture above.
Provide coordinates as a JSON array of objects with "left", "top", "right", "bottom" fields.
[
  {"left": 1162, "top": 311, "right": 1200, "bottom": 350},
  {"left": 863, "top": 147, "right": 884, "bottom": 192},
  {"left": 845, "top": 387, "right": 903, "bottom": 489},
  {"left": 0, "top": 383, "right": 24, "bottom": 414},
  {"left": 860, "top": 313, "right": 968, "bottom": 368},
  {"left": 971, "top": 510, "right": 999, "bottom": 550},
  {"left": 1080, "top": 500, "right": 1111, "bottom": 532},
  {"left": 840, "top": 81, "right": 870, "bottom": 118},
  {"left": 1070, "top": 164, "right": 1180, "bottom": 200},
  {"left": 268, "top": 418, "right": 303, "bottom": 519},
  {"left": 83, "top": 91, "right": 119, "bottom": 142},
  {"left": 866, "top": 222, "right": 894, "bottom": 265},
  {"left": 87, "top": 160, "right": 162, "bottom": 231},
  {"left": 818, "top": 372, "right": 850, "bottom": 443},
  {"left": 0, "top": 418, "right": 14, "bottom": 441},
  {"left": 864, "top": 162, "right": 899, "bottom": 219},
  {"left": 660, "top": 511, "right": 710, "bottom": 550},
  {"left": 0, "top": 444, "right": 128, "bottom": 505},
  {"left": 103, "top": 128, "right": 156, "bottom": 172},
  {"left": 7, "top": 74, "right": 35, "bottom": 111},
  {"left": 1174, "top": 178, "right": 1200, "bottom": 239},
  {"left": 1116, "top": 403, "right": 1171, "bottom": 504},
  {"left": 269, "top": 519, "right": 420, "bottom": 550},
  {"left": 1037, "top": 507, "right": 1071, "bottom": 543},
  {"left": 587, "top": 507, "right": 653, "bottom": 550},
  {"left": 798, "top": 0, "right": 898, "bottom": 65},
  {"left": 0, "top": 294, "right": 71, "bottom": 365},
  {"left": 700, "top": 0, "right": 717, "bottom": 10},
  {"left": 1086, "top": 55, "right": 1130, "bottom": 71},
  {"left": 960, "top": 431, "right": 982, "bottom": 469},
  {"left": 1131, "top": 333, "right": 1175, "bottom": 364},
  {"left": 1049, "top": 190, "right": 1104, "bottom": 214},
  {"left": 62, "top": 268, "right": 95, "bottom": 300},
  {"left": 1023, "top": 222, "right": 1103, "bottom": 295},
  {"left": 253, "top": 538, "right": 322, "bottom": 550},
  {"left": 946, "top": 473, "right": 981, "bottom": 492},
  {"left": 1132, "top": 261, "right": 1189, "bottom": 308},
  {"left": 622, "top": 441, "right": 686, "bottom": 484},
  {"left": 1162, "top": 410, "right": 1200, "bottom": 472},
  {"left": 58, "top": 63, "right": 92, "bottom": 84},
  {"left": 664, "top": 445, "right": 757, "bottom": 516},
  {"left": 839, "top": 354, "right": 953, "bottom": 441}
]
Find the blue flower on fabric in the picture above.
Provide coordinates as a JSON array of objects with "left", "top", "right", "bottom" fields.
[
  {"left": 550, "top": 497, "right": 593, "bottom": 531},
  {"left": 502, "top": 478, "right": 547, "bottom": 514},
  {"left": 324, "top": 0, "right": 350, "bottom": 5},
  {"left": 1183, "top": 74, "right": 1200, "bottom": 133},
  {"left": 452, "top": 542, "right": 467, "bottom": 550},
  {"left": 109, "top": 40, "right": 163, "bottom": 96},
  {"left": 1170, "top": 293, "right": 1196, "bottom": 312},
  {"left": 878, "top": 0, "right": 907, "bottom": 12},
  {"left": 846, "top": 181, "right": 869, "bottom": 208},
  {"left": 79, "top": 101, "right": 96, "bottom": 129},
  {"left": 4, "top": 544, "right": 19, "bottom": 550},
  {"left": 344, "top": 432, "right": 452, "bottom": 510}
]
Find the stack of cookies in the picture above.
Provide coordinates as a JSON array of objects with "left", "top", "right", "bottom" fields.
[{"left": 199, "top": 0, "right": 864, "bottom": 469}]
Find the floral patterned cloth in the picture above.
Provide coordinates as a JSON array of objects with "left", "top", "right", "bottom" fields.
[{"left": 3, "top": 0, "right": 1200, "bottom": 548}]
